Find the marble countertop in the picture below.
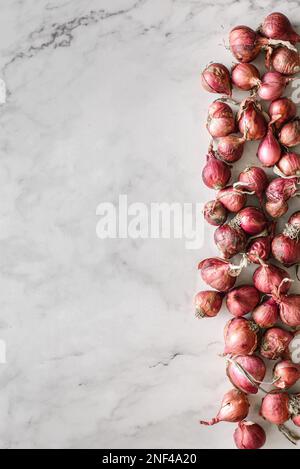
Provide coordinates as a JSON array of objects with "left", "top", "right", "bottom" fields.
[{"left": 1, "top": 0, "right": 300, "bottom": 449}]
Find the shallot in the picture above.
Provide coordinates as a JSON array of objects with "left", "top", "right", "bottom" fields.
[
  {"left": 214, "top": 223, "right": 247, "bottom": 259},
  {"left": 224, "top": 318, "right": 259, "bottom": 356},
  {"left": 275, "top": 294, "right": 300, "bottom": 327},
  {"left": 233, "top": 421, "right": 266, "bottom": 450},
  {"left": 207, "top": 100, "right": 236, "bottom": 138},
  {"left": 265, "top": 200, "right": 288, "bottom": 218},
  {"left": 260, "top": 12, "right": 300, "bottom": 43},
  {"left": 203, "top": 200, "right": 227, "bottom": 226},
  {"left": 198, "top": 257, "right": 245, "bottom": 292},
  {"left": 217, "top": 135, "right": 245, "bottom": 163},
  {"left": 253, "top": 262, "right": 291, "bottom": 295},
  {"left": 227, "top": 355, "right": 266, "bottom": 394},
  {"left": 246, "top": 222, "right": 275, "bottom": 264},
  {"left": 194, "top": 290, "right": 223, "bottom": 318},
  {"left": 276, "top": 152, "right": 300, "bottom": 177},
  {"left": 235, "top": 206, "right": 267, "bottom": 235},
  {"left": 260, "top": 392, "right": 300, "bottom": 425},
  {"left": 202, "top": 148, "right": 231, "bottom": 190},
  {"left": 238, "top": 98, "right": 267, "bottom": 140},
  {"left": 273, "top": 360, "right": 300, "bottom": 390},
  {"left": 200, "top": 389, "right": 249, "bottom": 425},
  {"left": 279, "top": 118, "right": 300, "bottom": 147},
  {"left": 272, "top": 217, "right": 300, "bottom": 266},
  {"left": 260, "top": 327, "right": 294, "bottom": 360},
  {"left": 257, "top": 71, "right": 291, "bottom": 102},
  {"left": 231, "top": 63, "right": 260, "bottom": 90},
  {"left": 269, "top": 97, "right": 297, "bottom": 129},
  {"left": 252, "top": 298, "right": 279, "bottom": 328},
  {"left": 266, "top": 46, "right": 300, "bottom": 75},
  {"left": 201, "top": 63, "right": 232, "bottom": 95},
  {"left": 236, "top": 166, "right": 268, "bottom": 204},
  {"left": 226, "top": 285, "right": 260, "bottom": 317},
  {"left": 257, "top": 125, "right": 281, "bottom": 167},
  {"left": 216, "top": 186, "right": 246, "bottom": 212}
]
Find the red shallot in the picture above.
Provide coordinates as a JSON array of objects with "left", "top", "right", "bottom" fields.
[
  {"left": 214, "top": 222, "right": 247, "bottom": 259},
  {"left": 266, "top": 47, "right": 300, "bottom": 75},
  {"left": 265, "top": 200, "right": 288, "bottom": 218},
  {"left": 203, "top": 200, "right": 228, "bottom": 226},
  {"left": 207, "top": 100, "right": 236, "bottom": 138},
  {"left": 252, "top": 298, "right": 279, "bottom": 328},
  {"left": 257, "top": 71, "right": 291, "bottom": 102},
  {"left": 276, "top": 152, "right": 300, "bottom": 177},
  {"left": 272, "top": 217, "right": 300, "bottom": 267},
  {"left": 253, "top": 261, "right": 291, "bottom": 295},
  {"left": 236, "top": 166, "right": 268, "bottom": 205},
  {"left": 260, "top": 12, "right": 300, "bottom": 43},
  {"left": 226, "top": 285, "right": 260, "bottom": 317},
  {"left": 202, "top": 147, "right": 231, "bottom": 190},
  {"left": 246, "top": 222, "right": 276, "bottom": 264},
  {"left": 198, "top": 257, "right": 246, "bottom": 292},
  {"left": 260, "top": 392, "right": 300, "bottom": 426},
  {"left": 217, "top": 134, "right": 245, "bottom": 163},
  {"left": 233, "top": 420, "right": 266, "bottom": 449},
  {"left": 238, "top": 98, "right": 267, "bottom": 141},
  {"left": 279, "top": 118, "right": 300, "bottom": 147},
  {"left": 269, "top": 97, "right": 297, "bottom": 129},
  {"left": 257, "top": 125, "right": 281, "bottom": 167},
  {"left": 275, "top": 294, "right": 300, "bottom": 327},
  {"left": 201, "top": 63, "right": 232, "bottom": 96},
  {"left": 194, "top": 290, "right": 223, "bottom": 318},
  {"left": 260, "top": 327, "right": 294, "bottom": 360},
  {"left": 227, "top": 355, "right": 266, "bottom": 394},
  {"left": 235, "top": 206, "right": 267, "bottom": 235},
  {"left": 273, "top": 360, "right": 300, "bottom": 390},
  {"left": 224, "top": 318, "right": 259, "bottom": 356},
  {"left": 200, "top": 388, "right": 250, "bottom": 426},
  {"left": 231, "top": 63, "right": 260, "bottom": 90},
  {"left": 216, "top": 186, "right": 246, "bottom": 213}
]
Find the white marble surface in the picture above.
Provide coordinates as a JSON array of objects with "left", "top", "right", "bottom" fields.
[{"left": 1, "top": 0, "right": 300, "bottom": 449}]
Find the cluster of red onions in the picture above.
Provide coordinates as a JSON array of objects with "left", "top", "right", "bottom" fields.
[{"left": 198, "top": 11, "right": 300, "bottom": 450}]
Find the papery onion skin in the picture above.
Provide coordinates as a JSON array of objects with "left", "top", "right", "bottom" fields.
[
  {"left": 238, "top": 166, "right": 268, "bottom": 204},
  {"left": 214, "top": 223, "right": 247, "bottom": 259},
  {"left": 260, "top": 392, "right": 290, "bottom": 424},
  {"left": 269, "top": 97, "right": 297, "bottom": 129},
  {"left": 231, "top": 63, "right": 260, "bottom": 90},
  {"left": 224, "top": 318, "right": 259, "bottom": 356},
  {"left": 217, "top": 135, "right": 245, "bottom": 163},
  {"left": 260, "top": 12, "right": 300, "bottom": 43},
  {"left": 257, "top": 72, "right": 290, "bottom": 102},
  {"left": 277, "top": 294, "right": 300, "bottom": 327},
  {"left": 252, "top": 298, "right": 279, "bottom": 328},
  {"left": 227, "top": 355, "right": 266, "bottom": 394},
  {"left": 257, "top": 126, "right": 281, "bottom": 167},
  {"left": 198, "top": 258, "right": 237, "bottom": 292},
  {"left": 266, "top": 177, "right": 298, "bottom": 203},
  {"left": 207, "top": 100, "right": 236, "bottom": 138},
  {"left": 229, "top": 26, "right": 263, "bottom": 63},
  {"left": 203, "top": 200, "right": 228, "bottom": 226},
  {"left": 238, "top": 99, "right": 267, "bottom": 141},
  {"left": 201, "top": 63, "right": 232, "bottom": 95},
  {"left": 217, "top": 186, "right": 246, "bottom": 213},
  {"left": 267, "top": 47, "right": 300, "bottom": 75},
  {"left": 253, "top": 263, "right": 291, "bottom": 295},
  {"left": 233, "top": 421, "right": 266, "bottom": 450},
  {"left": 279, "top": 119, "right": 300, "bottom": 147},
  {"left": 273, "top": 360, "right": 300, "bottom": 390},
  {"left": 200, "top": 389, "right": 250, "bottom": 426},
  {"left": 260, "top": 327, "right": 294, "bottom": 360},
  {"left": 202, "top": 151, "right": 231, "bottom": 190},
  {"left": 236, "top": 206, "right": 267, "bottom": 235},
  {"left": 272, "top": 233, "right": 300, "bottom": 267},
  {"left": 226, "top": 285, "right": 260, "bottom": 317},
  {"left": 277, "top": 152, "right": 300, "bottom": 176},
  {"left": 265, "top": 200, "right": 288, "bottom": 218},
  {"left": 194, "top": 290, "right": 223, "bottom": 318}
]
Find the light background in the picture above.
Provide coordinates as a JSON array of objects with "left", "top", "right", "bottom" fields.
[{"left": 0, "top": 0, "right": 300, "bottom": 449}]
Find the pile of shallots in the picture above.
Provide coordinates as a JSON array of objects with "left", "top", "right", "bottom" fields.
[{"left": 197, "top": 12, "right": 300, "bottom": 450}]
